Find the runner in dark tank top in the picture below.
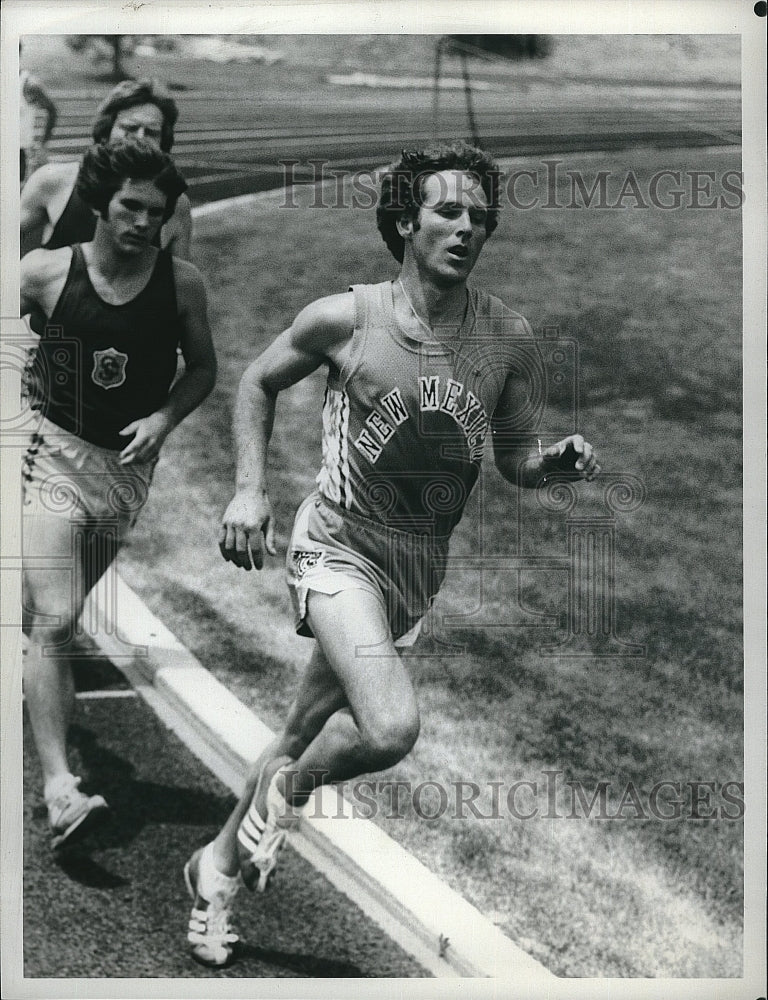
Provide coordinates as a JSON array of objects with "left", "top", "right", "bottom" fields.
[
  {"left": 21, "top": 78, "right": 192, "bottom": 258},
  {"left": 43, "top": 186, "right": 162, "bottom": 250},
  {"left": 33, "top": 244, "right": 179, "bottom": 448},
  {"left": 19, "top": 139, "right": 216, "bottom": 854}
]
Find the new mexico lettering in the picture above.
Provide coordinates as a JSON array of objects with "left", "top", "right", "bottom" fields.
[{"left": 353, "top": 376, "right": 489, "bottom": 464}]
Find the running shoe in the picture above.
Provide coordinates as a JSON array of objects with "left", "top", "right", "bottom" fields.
[
  {"left": 236, "top": 756, "right": 300, "bottom": 892},
  {"left": 48, "top": 776, "right": 108, "bottom": 850},
  {"left": 184, "top": 847, "right": 239, "bottom": 968}
]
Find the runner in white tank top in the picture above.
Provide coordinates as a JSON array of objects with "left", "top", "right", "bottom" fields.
[{"left": 183, "top": 142, "right": 601, "bottom": 968}]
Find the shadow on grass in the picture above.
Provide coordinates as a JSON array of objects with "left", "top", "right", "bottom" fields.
[
  {"left": 417, "top": 626, "right": 551, "bottom": 698},
  {"left": 617, "top": 589, "right": 743, "bottom": 696},
  {"left": 71, "top": 653, "right": 130, "bottom": 692},
  {"left": 152, "top": 581, "right": 294, "bottom": 692}
]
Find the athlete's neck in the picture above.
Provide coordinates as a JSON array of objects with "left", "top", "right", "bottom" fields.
[{"left": 397, "top": 265, "right": 468, "bottom": 337}]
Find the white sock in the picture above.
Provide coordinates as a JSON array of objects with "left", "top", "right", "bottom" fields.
[
  {"left": 198, "top": 842, "right": 242, "bottom": 903},
  {"left": 44, "top": 772, "right": 79, "bottom": 805}
]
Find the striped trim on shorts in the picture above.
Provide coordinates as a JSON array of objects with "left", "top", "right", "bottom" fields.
[{"left": 22, "top": 414, "right": 156, "bottom": 534}]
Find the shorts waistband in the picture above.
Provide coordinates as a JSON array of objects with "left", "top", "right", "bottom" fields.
[
  {"left": 316, "top": 492, "right": 451, "bottom": 546},
  {"left": 29, "top": 413, "right": 125, "bottom": 459}
]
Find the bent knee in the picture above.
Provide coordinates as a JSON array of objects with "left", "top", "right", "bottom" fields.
[
  {"left": 363, "top": 713, "right": 420, "bottom": 767},
  {"left": 24, "top": 578, "right": 81, "bottom": 642},
  {"left": 25, "top": 611, "right": 78, "bottom": 647}
]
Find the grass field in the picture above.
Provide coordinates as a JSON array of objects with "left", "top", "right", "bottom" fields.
[
  {"left": 115, "top": 145, "right": 744, "bottom": 977},
  {"left": 21, "top": 32, "right": 739, "bottom": 106}
]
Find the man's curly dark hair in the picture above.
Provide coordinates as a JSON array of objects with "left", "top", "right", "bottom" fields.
[
  {"left": 91, "top": 78, "right": 178, "bottom": 153},
  {"left": 376, "top": 141, "right": 501, "bottom": 263},
  {"left": 76, "top": 138, "right": 187, "bottom": 223}
]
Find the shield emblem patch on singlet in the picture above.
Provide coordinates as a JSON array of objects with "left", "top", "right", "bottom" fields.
[{"left": 92, "top": 348, "right": 128, "bottom": 389}]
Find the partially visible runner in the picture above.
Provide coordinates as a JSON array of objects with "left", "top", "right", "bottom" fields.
[
  {"left": 182, "top": 141, "right": 600, "bottom": 967},
  {"left": 20, "top": 138, "right": 217, "bottom": 850},
  {"left": 20, "top": 79, "right": 192, "bottom": 258},
  {"left": 19, "top": 48, "right": 58, "bottom": 184}
]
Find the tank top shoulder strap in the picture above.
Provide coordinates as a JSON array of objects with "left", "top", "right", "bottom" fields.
[
  {"left": 44, "top": 185, "right": 97, "bottom": 250},
  {"left": 69, "top": 243, "right": 94, "bottom": 287},
  {"left": 472, "top": 286, "right": 532, "bottom": 336},
  {"left": 355, "top": 281, "right": 395, "bottom": 330},
  {"left": 148, "top": 248, "right": 179, "bottom": 316},
  {"left": 338, "top": 283, "right": 385, "bottom": 386},
  {"left": 47, "top": 245, "right": 83, "bottom": 325},
  {"left": 470, "top": 286, "right": 494, "bottom": 322}
]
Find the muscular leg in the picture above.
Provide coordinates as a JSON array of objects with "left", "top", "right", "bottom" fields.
[
  {"left": 277, "top": 588, "right": 420, "bottom": 802},
  {"left": 23, "top": 513, "right": 118, "bottom": 797},
  {"left": 212, "top": 588, "right": 420, "bottom": 875},
  {"left": 212, "top": 641, "right": 348, "bottom": 874}
]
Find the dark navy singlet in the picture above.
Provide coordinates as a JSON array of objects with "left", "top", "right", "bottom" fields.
[
  {"left": 43, "top": 185, "right": 161, "bottom": 250},
  {"left": 30, "top": 244, "right": 181, "bottom": 451}
]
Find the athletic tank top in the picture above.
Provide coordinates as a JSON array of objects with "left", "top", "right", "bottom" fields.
[
  {"left": 43, "top": 186, "right": 97, "bottom": 249},
  {"left": 316, "top": 281, "right": 530, "bottom": 537},
  {"left": 44, "top": 185, "right": 162, "bottom": 250},
  {"left": 29, "top": 244, "right": 181, "bottom": 451}
]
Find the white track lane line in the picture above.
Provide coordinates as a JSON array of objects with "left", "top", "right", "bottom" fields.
[
  {"left": 23, "top": 690, "right": 138, "bottom": 701},
  {"left": 189, "top": 146, "right": 741, "bottom": 219},
  {"left": 74, "top": 690, "right": 138, "bottom": 699}
]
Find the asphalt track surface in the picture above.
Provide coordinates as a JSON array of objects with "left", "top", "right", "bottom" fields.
[
  {"left": 22, "top": 656, "right": 426, "bottom": 979},
  {"left": 46, "top": 84, "right": 741, "bottom": 202}
]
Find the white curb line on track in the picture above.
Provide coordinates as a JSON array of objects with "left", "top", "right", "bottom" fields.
[
  {"left": 89, "top": 575, "right": 556, "bottom": 983},
  {"left": 187, "top": 146, "right": 743, "bottom": 222}
]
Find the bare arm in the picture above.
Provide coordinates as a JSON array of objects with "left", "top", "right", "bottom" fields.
[
  {"left": 19, "top": 251, "right": 43, "bottom": 318},
  {"left": 491, "top": 373, "right": 600, "bottom": 488},
  {"left": 24, "top": 77, "right": 58, "bottom": 140},
  {"left": 19, "top": 247, "right": 70, "bottom": 320},
  {"left": 161, "top": 193, "right": 193, "bottom": 260},
  {"left": 20, "top": 163, "right": 58, "bottom": 237},
  {"left": 118, "top": 259, "right": 217, "bottom": 464},
  {"left": 219, "top": 292, "right": 355, "bottom": 570}
]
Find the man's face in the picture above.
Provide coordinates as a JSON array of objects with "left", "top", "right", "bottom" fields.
[
  {"left": 106, "top": 178, "right": 167, "bottom": 253},
  {"left": 109, "top": 103, "right": 164, "bottom": 145},
  {"left": 405, "top": 170, "right": 489, "bottom": 285}
]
